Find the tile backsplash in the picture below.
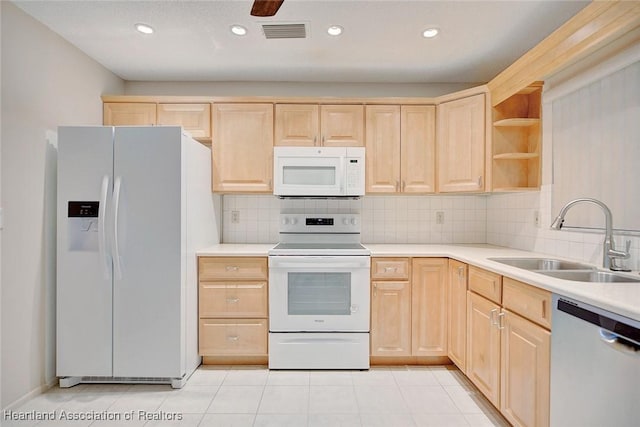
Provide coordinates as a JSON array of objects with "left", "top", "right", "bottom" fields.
[
  {"left": 222, "top": 190, "right": 640, "bottom": 271},
  {"left": 222, "top": 194, "right": 487, "bottom": 245}
]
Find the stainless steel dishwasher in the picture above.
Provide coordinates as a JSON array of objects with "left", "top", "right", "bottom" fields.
[{"left": 550, "top": 294, "right": 640, "bottom": 427}]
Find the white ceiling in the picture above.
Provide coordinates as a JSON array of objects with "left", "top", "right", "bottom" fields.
[{"left": 14, "top": 0, "right": 589, "bottom": 83}]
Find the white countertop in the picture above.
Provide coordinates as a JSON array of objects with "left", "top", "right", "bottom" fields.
[{"left": 197, "top": 243, "right": 640, "bottom": 321}]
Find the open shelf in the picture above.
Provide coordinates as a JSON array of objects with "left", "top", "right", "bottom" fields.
[
  {"left": 491, "top": 83, "right": 543, "bottom": 191},
  {"left": 493, "top": 152, "right": 539, "bottom": 160},
  {"left": 493, "top": 118, "right": 540, "bottom": 127}
]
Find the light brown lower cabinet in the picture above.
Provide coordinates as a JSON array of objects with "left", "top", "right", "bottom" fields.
[
  {"left": 370, "top": 258, "right": 448, "bottom": 358},
  {"left": 500, "top": 309, "right": 550, "bottom": 427},
  {"left": 198, "top": 257, "right": 268, "bottom": 358},
  {"left": 370, "top": 280, "right": 412, "bottom": 356},
  {"left": 467, "top": 269, "right": 551, "bottom": 427},
  {"left": 447, "top": 260, "right": 468, "bottom": 371},
  {"left": 199, "top": 319, "right": 268, "bottom": 355},
  {"left": 467, "top": 291, "right": 501, "bottom": 406}
]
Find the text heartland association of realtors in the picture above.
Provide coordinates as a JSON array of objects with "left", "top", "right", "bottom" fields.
[{"left": 2, "top": 409, "right": 183, "bottom": 422}]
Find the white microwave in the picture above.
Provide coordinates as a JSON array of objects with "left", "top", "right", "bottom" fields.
[{"left": 273, "top": 146, "right": 365, "bottom": 197}]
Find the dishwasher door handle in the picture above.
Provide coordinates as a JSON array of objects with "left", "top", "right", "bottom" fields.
[{"left": 599, "top": 329, "right": 640, "bottom": 356}]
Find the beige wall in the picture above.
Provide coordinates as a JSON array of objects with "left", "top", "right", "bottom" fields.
[{"left": 0, "top": 2, "right": 124, "bottom": 409}]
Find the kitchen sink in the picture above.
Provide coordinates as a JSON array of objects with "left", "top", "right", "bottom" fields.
[
  {"left": 489, "top": 257, "right": 595, "bottom": 271},
  {"left": 538, "top": 270, "right": 640, "bottom": 283}
]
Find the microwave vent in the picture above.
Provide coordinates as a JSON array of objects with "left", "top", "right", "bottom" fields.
[{"left": 261, "top": 23, "right": 307, "bottom": 39}]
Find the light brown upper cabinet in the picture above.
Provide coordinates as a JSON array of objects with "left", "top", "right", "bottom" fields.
[
  {"left": 437, "top": 94, "right": 486, "bottom": 192},
  {"left": 275, "top": 104, "right": 364, "bottom": 147},
  {"left": 211, "top": 103, "right": 273, "bottom": 193},
  {"left": 157, "top": 103, "right": 211, "bottom": 140},
  {"left": 491, "top": 83, "right": 542, "bottom": 191},
  {"left": 365, "top": 105, "right": 436, "bottom": 193},
  {"left": 103, "top": 103, "right": 157, "bottom": 126}
]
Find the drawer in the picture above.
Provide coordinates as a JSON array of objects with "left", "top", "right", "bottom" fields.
[
  {"left": 199, "top": 281, "right": 268, "bottom": 318},
  {"left": 371, "top": 258, "right": 410, "bottom": 280},
  {"left": 199, "top": 319, "right": 268, "bottom": 356},
  {"left": 502, "top": 277, "right": 551, "bottom": 329},
  {"left": 199, "top": 257, "right": 268, "bottom": 281},
  {"left": 469, "top": 266, "right": 502, "bottom": 304}
]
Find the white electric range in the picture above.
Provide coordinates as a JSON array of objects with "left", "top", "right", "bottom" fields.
[{"left": 268, "top": 213, "right": 371, "bottom": 369}]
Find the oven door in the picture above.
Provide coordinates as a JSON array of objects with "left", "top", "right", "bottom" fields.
[{"left": 269, "top": 256, "right": 370, "bottom": 332}]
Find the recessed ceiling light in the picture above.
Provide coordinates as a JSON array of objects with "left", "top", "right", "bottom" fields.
[
  {"left": 135, "top": 23, "right": 154, "bottom": 35},
  {"left": 231, "top": 25, "right": 248, "bottom": 36},
  {"left": 327, "top": 25, "right": 343, "bottom": 36},
  {"left": 422, "top": 28, "right": 439, "bottom": 38}
]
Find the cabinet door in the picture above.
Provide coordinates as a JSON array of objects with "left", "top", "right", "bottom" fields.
[
  {"left": 365, "top": 105, "right": 401, "bottom": 193},
  {"left": 157, "top": 103, "right": 211, "bottom": 139},
  {"left": 103, "top": 103, "right": 156, "bottom": 126},
  {"left": 212, "top": 104, "right": 273, "bottom": 193},
  {"left": 467, "top": 291, "right": 501, "bottom": 407},
  {"left": 370, "top": 281, "right": 411, "bottom": 356},
  {"left": 501, "top": 310, "right": 550, "bottom": 427},
  {"left": 274, "top": 104, "right": 319, "bottom": 146},
  {"left": 411, "top": 258, "right": 448, "bottom": 356},
  {"left": 447, "top": 260, "right": 467, "bottom": 371},
  {"left": 437, "top": 94, "right": 486, "bottom": 192},
  {"left": 320, "top": 105, "right": 364, "bottom": 147},
  {"left": 401, "top": 105, "right": 436, "bottom": 193}
]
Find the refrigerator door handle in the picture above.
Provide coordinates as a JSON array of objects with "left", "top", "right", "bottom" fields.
[
  {"left": 99, "top": 175, "right": 111, "bottom": 279},
  {"left": 112, "top": 176, "right": 123, "bottom": 280}
]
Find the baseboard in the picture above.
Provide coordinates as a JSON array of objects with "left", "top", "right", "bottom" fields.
[{"left": 3, "top": 376, "right": 58, "bottom": 412}]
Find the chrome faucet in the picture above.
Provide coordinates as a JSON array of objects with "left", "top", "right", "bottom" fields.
[{"left": 551, "top": 198, "right": 631, "bottom": 271}]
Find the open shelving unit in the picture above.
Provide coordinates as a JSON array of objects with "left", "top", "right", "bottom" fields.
[{"left": 491, "top": 82, "right": 543, "bottom": 191}]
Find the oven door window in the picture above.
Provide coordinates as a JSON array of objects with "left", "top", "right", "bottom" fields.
[
  {"left": 283, "top": 165, "right": 336, "bottom": 186},
  {"left": 288, "top": 272, "right": 351, "bottom": 315}
]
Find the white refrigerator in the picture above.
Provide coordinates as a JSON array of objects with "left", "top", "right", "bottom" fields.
[{"left": 56, "top": 126, "right": 218, "bottom": 388}]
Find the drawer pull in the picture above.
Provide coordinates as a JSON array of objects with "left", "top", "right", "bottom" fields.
[
  {"left": 542, "top": 300, "right": 547, "bottom": 318},
  {"left": 226, "top": 297, "right": 240, "bottom": 303},
  {"left": 226, "top": 335, "right": 239, "bottom": 341},
  {"left": 225, "top": 266, "right": 240, "bottom": 272},
  {"left": 383, "top": 267, "right": 398, "bottom": 273},
  {"left": 490, "top": 308, "right": 498, "bottom": 326},
  {"left": 497, "top": 312, "right": 505, "bottom": 330}
]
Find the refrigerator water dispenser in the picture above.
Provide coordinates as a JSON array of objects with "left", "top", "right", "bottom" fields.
[{"left": 68, "top": 201, "right": 99, "bottom": 251}]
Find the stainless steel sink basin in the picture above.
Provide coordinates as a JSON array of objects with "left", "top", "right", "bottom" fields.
[
  {"left": 538, "top": 270, "right": 640, "bottom": 283},
  {"left": 489, "top": 257, "right": 595, "bottom": 271}
]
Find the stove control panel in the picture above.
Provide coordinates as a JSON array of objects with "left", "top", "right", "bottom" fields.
[{"left": 279, "top": 213, "right": 361, "bottom": 234}]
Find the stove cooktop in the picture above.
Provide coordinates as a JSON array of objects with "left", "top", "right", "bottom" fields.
[{"left": 269, "top": 242, "right": 370, "bottom": 256}]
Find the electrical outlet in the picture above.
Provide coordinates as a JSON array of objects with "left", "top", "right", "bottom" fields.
[
  {"left": 231, "top": 210, "right": 240, "bottom": 224},
  {"left": 436, "top": 211, "right": 445, "bottom": 225},
  {"left": 534, "top": 210, "right": 541, "bottom": 228}
]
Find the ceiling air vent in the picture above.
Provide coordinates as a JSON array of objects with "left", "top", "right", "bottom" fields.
[{"left": 261, "top": 23, "right": 307, "bottom": 39}]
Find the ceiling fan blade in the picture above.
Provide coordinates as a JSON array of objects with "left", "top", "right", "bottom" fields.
[{"left": 251, "top": 0, "right": 284, "bottom": 17}]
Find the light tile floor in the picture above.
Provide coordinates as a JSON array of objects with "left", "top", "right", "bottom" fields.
[{"left": 3, "top": 366, "right": 511, "bottom": 427}]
